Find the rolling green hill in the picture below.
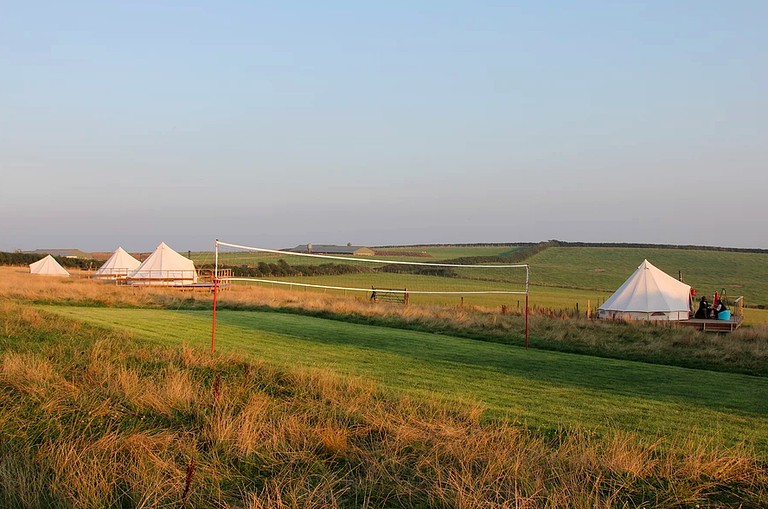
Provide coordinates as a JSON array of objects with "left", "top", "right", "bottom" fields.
[
  {"left": 527, "top": 246, "right": 768, "bottom": 307},
  {"left": 191, "top": 242, "right": 768, "bottom": 322}
]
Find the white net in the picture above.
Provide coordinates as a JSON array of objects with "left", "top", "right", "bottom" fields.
[{"left": 214, "top": 241, "right": 529, "bottom": 309}]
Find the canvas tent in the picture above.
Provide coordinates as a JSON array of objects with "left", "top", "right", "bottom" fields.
[
  {"left": 94, "top": 247, "right": 141, "bottom": 278},
  {"left": 29, "top": 255, "right": 70, "bottom": 277},
  {"left": 127, "top": 242, "right": 197, "bottom": 285},
  {"left": 598, "top": 259, "right": 691, "bottom": 321}
]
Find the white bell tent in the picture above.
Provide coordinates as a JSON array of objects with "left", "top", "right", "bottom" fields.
[
  {"left": 127, "top": 242, "right": 197, "bottom": 285},
  {"left": 598, "top": 259, "right": 691, "bottom": 321},
  {"left": 94, "top": 247, "right": 141, "bottom": 278},
  {"left": 29, "top": 255, "right": 70, "bottom": 277}
]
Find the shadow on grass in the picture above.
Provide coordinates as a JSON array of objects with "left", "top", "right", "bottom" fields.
[{"left": 204, "top": 309, "right": 768, "bottom": 418}]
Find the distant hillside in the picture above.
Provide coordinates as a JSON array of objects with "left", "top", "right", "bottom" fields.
[
  {"left": 551, "top": 240, "right": 768, "bottom": 255},
  {"left": 527, "top": 246, "right": 768, "bottom": 308},
  {"left": 376, "top": 241, "right": 768, "bottom": 256}
]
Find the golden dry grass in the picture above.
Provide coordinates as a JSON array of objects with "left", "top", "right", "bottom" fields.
[{"left": 1, "top": 303, "right": 767, "bottom": 507}]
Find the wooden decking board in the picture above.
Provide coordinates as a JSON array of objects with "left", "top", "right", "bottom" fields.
[{"left": 678, "top": 316, "right": 744, "bottom": 333}]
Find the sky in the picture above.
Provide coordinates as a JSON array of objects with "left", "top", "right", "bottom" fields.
[{"left": 2, "top": 1, "right": 766, "bottom": 252}]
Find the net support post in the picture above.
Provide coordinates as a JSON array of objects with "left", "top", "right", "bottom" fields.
[
  {"left": 211, "top": 239, "right": 220, "bottom": 355},
  {"left": 525, "top": 265, "right": 530, "bottom": 349},
  {"left": 525, "top": 292, "right": 529, "bottom": 349}
]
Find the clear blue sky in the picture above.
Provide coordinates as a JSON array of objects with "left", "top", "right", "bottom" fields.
[{"left": 2, "top": 1, "right": 766, "bottom": 251}]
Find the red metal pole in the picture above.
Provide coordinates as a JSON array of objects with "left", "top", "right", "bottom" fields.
[
  {"left": 525, "top": 292, "right": 529, "bottom": 349},
  {"left": 211, "top": 277, "right": 218, "bottom": 354}
]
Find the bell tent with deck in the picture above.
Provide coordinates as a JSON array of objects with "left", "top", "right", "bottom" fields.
[
  {"left": 29, "top": 255, "right": 70, "bottom": 277},
  {"left": 598, "top": 259, "right": 691, "bottom": 321},
  {"left": 94, "top": 247, "right": 141, "bottom": 278},
  {"left": 127, "top": 242, "right": 198, "bottom": 286}
]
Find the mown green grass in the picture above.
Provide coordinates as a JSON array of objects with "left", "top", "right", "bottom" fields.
[{"left": 44, "top": 305, "right": 768, "bottom": 456}]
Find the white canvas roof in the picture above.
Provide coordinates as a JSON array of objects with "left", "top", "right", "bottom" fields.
[
  {"left": 599, "top": 259, "right": 691, "bottom": 313},
  {"left": 95, "top": 247, "right": 141, "bottom": 277},
  {"left": 29, "top": 255, "right": 70, "bottom": 277},
  {"left": 128, "top": 242, "right": 197, "bottom": 285}
]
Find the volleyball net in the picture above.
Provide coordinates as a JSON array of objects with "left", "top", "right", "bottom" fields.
[{"left": 210, "top": 240, "right": 531, "bottom": 350}]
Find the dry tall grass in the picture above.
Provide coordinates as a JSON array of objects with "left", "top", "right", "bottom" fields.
[{"left": 1, "top": 302, "right": 766, "bottom": 508}]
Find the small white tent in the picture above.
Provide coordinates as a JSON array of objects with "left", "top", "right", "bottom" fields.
[
  {"left": 127, "top": 242, "right": 197, "bottom": 285},
  {"left": 94, "top": 247, "right": 141, "bottom": 278},
  {"left": 29, "top": 255, "right": 70, "bottom": 277},
  {"left": 598, "top": 259, "right": 691, "bottom": 321}
]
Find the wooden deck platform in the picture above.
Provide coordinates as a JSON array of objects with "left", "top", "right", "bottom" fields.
[
  {"left": 179, "top": 282, "right": 231, "bottom": 290},
  {"left": 678, "top": 316, "right": 744, "bottom": 333}
]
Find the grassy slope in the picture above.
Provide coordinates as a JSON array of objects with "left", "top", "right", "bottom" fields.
[
  {"left": 233, "top": 276, "right": 768, "bottom": 324},
  {"left": 528, "top": 246, "right": 768, "bottom": 307},
  {"left": 45, "top": 305, "right": 768, "bottom": 455},
  {"left": 192, "top": 244, "right": 768, "bottom": 323},
  {"left": 369, "top": 245, "right": 520, "bottom": 261},
  {"left": 191, "top": 245, "right": 520, "bottom": 266}
]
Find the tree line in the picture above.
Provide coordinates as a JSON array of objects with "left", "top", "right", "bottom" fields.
[
  {"left": 0, "top": 252, "right": 102, "bottom": 269},
  {"left": 201, "top": 260, "right": 373, "bottom": 278}
]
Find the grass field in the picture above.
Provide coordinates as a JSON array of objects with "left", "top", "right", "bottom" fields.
[
  {"left": 240, "top": 279, "right": 613, "bottom": 319},
  {"left": 189, "top": 244, "right": 768, "bottom": 326},
  {"left": 4, "top": 303, "right": 766, "bottom": 507},
  {"left": 367, "top": 245, "right": 521, "bottom": 261},
  {"left": 190, "top": 244, "right": 521, "bottom": 267},
  {"left": 527, "top": 247, "right": 768, "bottom": 308},
  {"left": 2, "top": 264, "right": 768, "bottom": 506},
  {"left": 3, "top": 266, "right": 765, "bottom": 375},
  {"left": 45, "top": 305, "right": 768, "bottom": 455},
  {"left": 246, "top": 271, "right": 530, "bottom": 307},
  {"left": 223, "top": 272, "right": 768, "bottom": 324}
]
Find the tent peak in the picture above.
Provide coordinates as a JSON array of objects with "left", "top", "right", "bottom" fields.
[
  {"left": 29, "top": 254, "right": 70, "bottom": 276},
  {"left": 598, "top": 259, "right": 691, "bottom": 320},
  {"left": 128, "top": 242, "right": 197, "bottom": 285}
]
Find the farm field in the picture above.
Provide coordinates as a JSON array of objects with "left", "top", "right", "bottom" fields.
[
  {"left": 367, "top": 244, "right": 521, "bottom": 261},
  {"left": 226, "top": 276, "right": 768, "bottom": 323},
  {"left": 190, "top": 244, "right": 521, "bottom": 267},
  {"left": 527, "top": 247, "right": 768, "bottom": 308},
  {"left": 45, "top": 305, "right": 768, "bottom": 455},
  {"left": 239, "top": 273, "right": 608, "bottom": 311},
  {"left": 193, "top": 244, "right": 768, "bottom": 308},
  {"left": 197, "top": 241, "right": 768, "bottom": 323}
]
